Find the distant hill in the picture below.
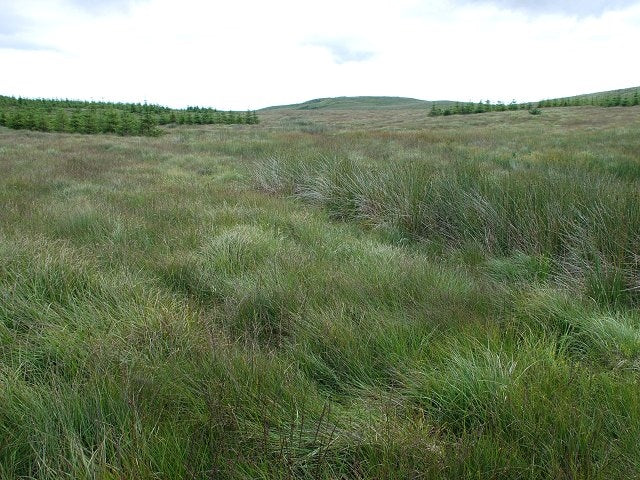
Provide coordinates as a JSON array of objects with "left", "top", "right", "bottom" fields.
[
  {"left": 262, "top": 96, "right": 456, "bottom": 111},
  {"left": 263, "top": 87, "right": 640, "bottom": 112}
]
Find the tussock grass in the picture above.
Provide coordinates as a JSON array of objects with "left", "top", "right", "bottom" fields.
[
  {"left": 255, "top": 139, "right": 640, "bottom": 307},
  {"left": 1, "top": 107, "right": 640, "bottom": 478}
]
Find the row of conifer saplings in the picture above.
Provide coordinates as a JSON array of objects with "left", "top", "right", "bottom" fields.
[
  {"left": 428, "top": 89, "right": 640, "bottom": 117},
  {"left": 0, "top": 99, "right": 259, "bottom": 136}
]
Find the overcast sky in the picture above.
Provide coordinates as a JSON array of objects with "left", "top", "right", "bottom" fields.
[{"left": 1, "top": 0, "right": 639, "bottom": 109}]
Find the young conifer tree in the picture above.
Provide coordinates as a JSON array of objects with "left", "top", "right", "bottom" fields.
[
  {"left": 102, "top": 109, "right": 119, "bottom": 133},
  {"left": 117, "top": 112, "right": 135, "bottom": 135},
  {"left": 36, "top": 113, "right": 49, "bottom": 132},
  {"left": 8, "top": 111, "right": 24, "bottom": 129},
  {"left": 140, "top": 110, "right": 157, "bottom": 135},
  {"left": 54, "top": 110, "right": 68, "bottom": 132},
  {"left": 83, "top": 110, "right": 99, "bottom": 134},
  {"left": 69, "top": 111, "right": 82, "bottom": 133},
  {"left": 24, "top": 110, "right": 36, "bottom": 130}
]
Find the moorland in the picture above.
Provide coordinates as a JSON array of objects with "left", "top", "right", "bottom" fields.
[{"left": 1, "top": 92, "right": 640, "bottom": 478}]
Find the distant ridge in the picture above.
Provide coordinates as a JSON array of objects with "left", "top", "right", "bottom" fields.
[
  {"left": 261, "top": 96, "right": 455, "bottom": 111},
  {"left": 263, "top": 87, "right": 640, "bottom": 112}
]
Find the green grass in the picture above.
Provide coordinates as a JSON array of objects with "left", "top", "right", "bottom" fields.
[
  {"left": 255, "top": 108, "right": 640, "bottom": 308},
  {"left": 1, "top": 105, "right": 640, "bottom": 478}
]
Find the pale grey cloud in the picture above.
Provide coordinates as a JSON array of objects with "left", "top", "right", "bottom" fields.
[
  {"left": 308, "top": 40, "right": 375, "bottom": 64},
  {"left": 459, "top": 0, "right": 640, "bottom": 16},
  {"left": 0, "top": 7, "right": 29, "bottom": 35},
  {"left": 0, "top": 0, "right": 639, "bottom": 109},
  {"left": 0, "top": 36, "right": 57, "bottom": 51},
  {"left": 66, "top": 0, "right": 138, "bottom": 13},
  {"left": 0, "top": 0, "right": 145, "bottom": 51},
  {"left": 0, "top": 7, "right": 53, "bottom": 50}
]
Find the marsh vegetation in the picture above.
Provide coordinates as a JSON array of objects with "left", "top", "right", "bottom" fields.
[{"left": 1, "top": 102, "right": 639, "bottom": 478}]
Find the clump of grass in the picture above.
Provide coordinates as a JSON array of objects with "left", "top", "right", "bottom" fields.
[
  {"left": 255, "top": 153, "right": 640, "bottom": 307},
  {"left": 403, "top": 347, "right": 518, "bottom": 432},
  {"left": 517, "top": 288, "right": 640, "bottom": 366}
]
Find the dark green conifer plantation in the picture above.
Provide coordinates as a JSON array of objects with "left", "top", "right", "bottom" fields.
[
  {"left": 0, "top": 95, "right": 259, "bottom": 136},
  {"left": 427, "top": 87, "right": 638, "bottom": 118}
]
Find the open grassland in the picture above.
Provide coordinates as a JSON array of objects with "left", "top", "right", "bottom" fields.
[
  {"left": 1, "top": 105, "right": 640, "bottom": 478},
  {"left": 258, "top": 107, "right": 640, "bottom": 308}
]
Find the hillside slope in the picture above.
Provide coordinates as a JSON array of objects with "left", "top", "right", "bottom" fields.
[
  {"left": 549, "top": 86, "right": 639, "bottom": 102},
  {"left": 262, "top": 96, "right": 455, "bottom": 111},
  {"left": 263, "top": 86, "right": 640, "bottom": 113}
]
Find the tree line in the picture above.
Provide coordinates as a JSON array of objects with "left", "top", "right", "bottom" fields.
[
  {"left": 0, "top": 95, "right": 259, "bottom": 136},
  {"left": 537, "top": 89, "right": 640, "bottom": 108},
  {"left": 428, "top": 88, "right": 640, "bottom": 117}
]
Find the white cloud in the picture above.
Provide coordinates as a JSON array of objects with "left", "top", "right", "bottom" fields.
[
  {"left": 305, "top": 39, "right": 375, "bottom": 64},
  {"left": 457, "top": 0, "right": 638, "bottom": 16},
  {"left": 0, "top": 0, "right": 639, "bottom": 109}
]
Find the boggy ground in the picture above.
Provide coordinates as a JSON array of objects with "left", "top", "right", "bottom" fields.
[{"left": 1, "top": 105, "right": 639, "bottom": 479}]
